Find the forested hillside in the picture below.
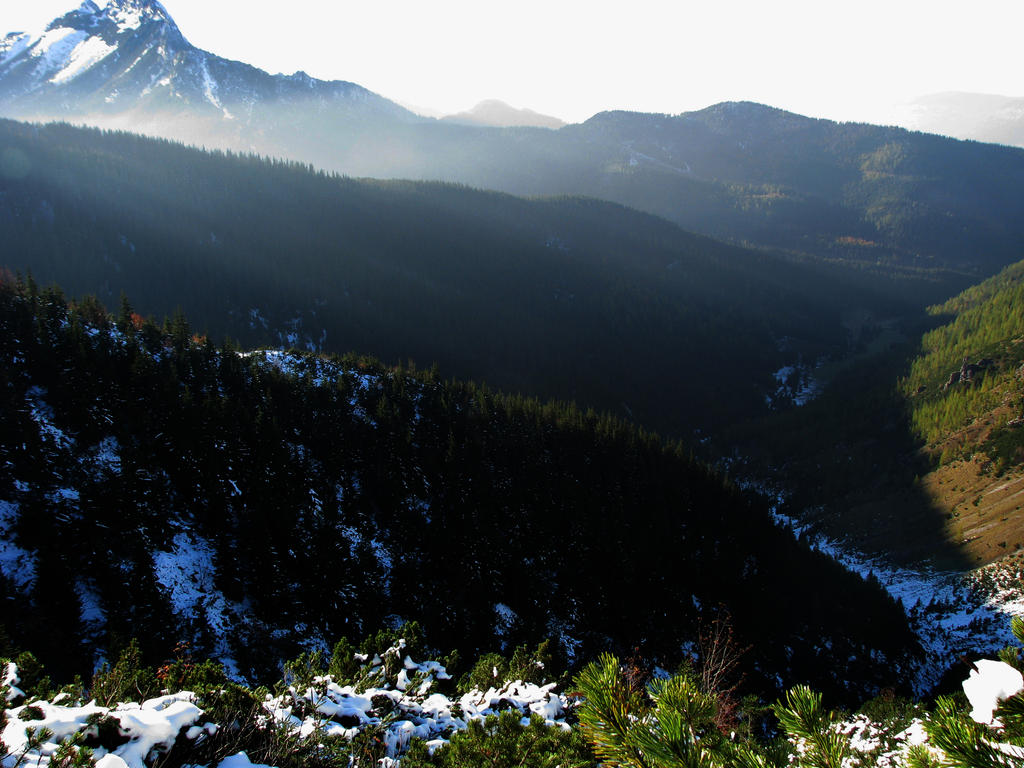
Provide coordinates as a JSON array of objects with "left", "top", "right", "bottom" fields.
[
  {"left": 557, "top": 104, "right": 1024, "bottom": 276},
  {"left": 0, "top": 276, "right": 918, "bottom": 697},
  {"left": 719, "top": 257, "right": 1024, "bottom": 569},
  {"left": 0, "top": 118, "right": 917, "bottom": 439},
  {"left": 904, "top": 259, "right": 1024, "bottom": 465}
]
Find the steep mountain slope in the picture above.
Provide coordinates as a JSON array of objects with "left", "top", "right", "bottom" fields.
[
  {"left": 3, "top": 2, "right": 1024, "bottom": 278},
  {"left": 722, "top": 258, "right": 1024, "bottom": 570},
  {"left": 895, "top": 260, "right": 1024, "bottom": 564},
  {"left": 0, "top": 0, "right": 417, "bottom": 146},
  {"left": 0, "top": 278, "right": 919, "bottom": 697},
  {"left": 556, "top": 105, "right": 1024, "bottom": 276},
  {"left": 0, "top": 118, "right": 916, "bottom": 440}
]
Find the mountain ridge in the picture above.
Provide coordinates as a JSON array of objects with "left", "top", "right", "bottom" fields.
[
  {"left": 6, "top": 3, "right": 1024, "bottom": 280},
  {"left": 0, "top": 116, "right": 933, "bottom": 443},
  {"left": 0, "top": 0, "right": 415, "bottom": 127}
]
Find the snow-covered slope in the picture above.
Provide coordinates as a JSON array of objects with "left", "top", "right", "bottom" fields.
[
  {"left": 0, "top": 0, "right": 414, "bottom": 129},
  {"left": 746, "top": 479, "right": 1024, "bottom": 695}
]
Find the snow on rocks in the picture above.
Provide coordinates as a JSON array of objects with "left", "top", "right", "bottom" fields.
[
  {"left": 459, "top": 681, "right": 564, "bottom": 724},
  {"left": 215, "top": 753, "right": 275, "bottom": 768},
  {"left": 2, "top": 662, "right": 24, "bottom": 702},
  {"left": 264, "top": 647, "right": 569, "bottom": 761},
  {"left": 28, "top": 27, "right": 89, "bottom": 80},
  {"left": 0, "top": 688, "right": 204, "bottom": 768},
  {"left": 963, "top": 659, "right": 1024, "bottom": 725},
  {"left": 0, "top": 32, "right": 33, "bottom": 66},
  {"left": 824, "top": 713, "right": 930, "bottom": 768},
  {"left": 818, "top": 659, "right": 1024, "bottom": 767},
  {"left": 101, "top": 694, "right": 204, "bottom": 768},
  {"left": 493, "top": 602, "right": 518, "bottom": 643},
  {"left": 75, "top": 577, "right": 107, "bottom": 642}
]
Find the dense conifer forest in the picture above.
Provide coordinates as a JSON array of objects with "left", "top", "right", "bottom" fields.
[
  {"left": 902, "top": 260, "right": 1024, "bottom": 469},
  {"left": 0, "top": 275, "right": 917, "bottom": 697},
  {"left": 0, "top": 118, "right": 927, "bottom": 441}
]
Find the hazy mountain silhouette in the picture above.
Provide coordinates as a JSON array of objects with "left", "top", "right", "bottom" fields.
[
  {"left": 441, "top": 99, "right": 566, "bottom": 129},
  {"left": 5, "top": 3, "right": 1024, "bottom": 278}
]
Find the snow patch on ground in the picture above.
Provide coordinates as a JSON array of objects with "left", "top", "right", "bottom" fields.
[
  {"left": 494, "top": 602, "right": 517, "bottom": 641},
  {"left": 216, "top": 754, "right": 275, "bottom": 768},
  {"left": 50, "top": 34, "right": 115, "bottom": 84},
  {"left": 0, "top": 643, "right": 568, "bottom": 767},
  {"left": 765, "top": 363, "right": 821, "bottom": 408},
  {"left": 29, "top": 27, "right": 88, "bottom": 78},
  {"left": 371, "top": 539, "right": 393, "bottom": 593},
  {"left": 105, "top": 3, "right": 147, "bottom": 32},
  {"left": 0, "top": 499, "right": 36, "bottom": 591},
  {"left": 0, "top": 32, "right": 32, "bottom": 65},
  {"left": 406, "top": 496, "right": 431, "bottom": 523},
  {"left": 26, "top": 386, "right": 74, "bottom": 449},
  {"left": 760, "top": 487, "right": 1024, "bottom": 694},
  {"left": 1, "top": 692, "right": 203, "bottom": 768},
  {"left": 75, "top": 577, "right": 107, "bottom": 641},
  {"left": 818, "top": 714, "right": 930, "bottom": 768},
  {"left": 199, "top": 57, "right": 233, "bottom": 119},
  {"left": 963, "top": 659, "right": 1024, "bottom": 724},
  {"left": 248, "top": 308, "right": 268, "bottom": 330},
  {"left": 86, "top": 436, "right": 123, "bottom": 477},
  {"left": 265, "top": 649, "right": 566, "bottom": 760},
  {"left": 53, "top": 487, "right": 80, "bottom": 504},
  {"left": 152, "top": 534, "right": 242, "bottom": 665}
]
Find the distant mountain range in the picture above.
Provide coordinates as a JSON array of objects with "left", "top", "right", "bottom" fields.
[
  {"left": 5, "top": 1, "right": 1024, "bottom": 280},
  {"left": 896, "top": 92, "right": 1024, "bottom": 148}
]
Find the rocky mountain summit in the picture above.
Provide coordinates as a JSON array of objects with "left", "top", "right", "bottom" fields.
[{"left": 0, "top": 0, "right": 413, "bottom": 136}]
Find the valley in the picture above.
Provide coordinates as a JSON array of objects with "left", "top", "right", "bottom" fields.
[{"left": 2, "top": 1, "right": 1024, "bottom": 766}]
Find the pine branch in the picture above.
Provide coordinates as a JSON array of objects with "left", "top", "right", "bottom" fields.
[{"left": 772, "top": 686, "right": 850, "bottom": 768}]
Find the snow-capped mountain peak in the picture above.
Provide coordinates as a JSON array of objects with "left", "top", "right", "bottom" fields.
[
  {"left": 0, "top": 0, "right": 412, "bottom": 129},
  {"left": 94, "top": 0, "right": 176, "bottom": 32},
  {"left": 0, "top": 0, "right": 187, "bottom": 95},
  {"left": 47, "top": 0, "right": 182, "bottom": 39}
]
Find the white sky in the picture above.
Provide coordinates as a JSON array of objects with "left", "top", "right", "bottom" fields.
[{"left": 4, "top": 0, "right": 1024, "bottom": 124}]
